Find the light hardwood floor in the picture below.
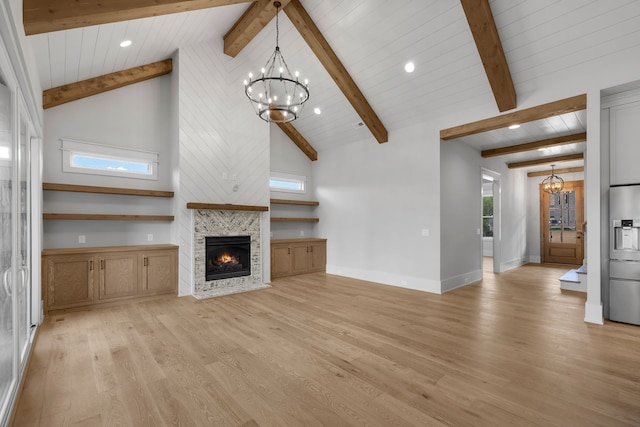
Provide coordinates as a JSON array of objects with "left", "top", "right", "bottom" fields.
[{"left": 12, "top": 264, "right": 640, "bottom": 426}]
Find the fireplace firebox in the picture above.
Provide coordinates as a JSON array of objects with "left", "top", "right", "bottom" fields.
[{"left": 205, "top": 235, "right": 251, "bottom": 281}]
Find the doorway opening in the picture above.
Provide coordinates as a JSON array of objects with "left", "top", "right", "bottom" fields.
[{"left": 482, "top": 168, "right": 501, "bottom": 274}]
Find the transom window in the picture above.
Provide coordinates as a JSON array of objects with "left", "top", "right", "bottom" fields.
[
  {"left": 269, "top": 172, "right": 306, "bottom": 193},
  {"left": 61, "top": 139, "right": 159, "bottom": 180}
]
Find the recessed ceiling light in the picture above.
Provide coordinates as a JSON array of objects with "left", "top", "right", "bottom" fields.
[
  {"left": 404, "top": 62, "right": 415, "bottom": 73},
  {"left": 120, "top": 40, "right": 132, "bottom": 47},
  {"left": 508, "top": 124, "right": 520, "bottom": 130},
  {"left": 313, "top": 107, "right": 321, "bottom": 115}
]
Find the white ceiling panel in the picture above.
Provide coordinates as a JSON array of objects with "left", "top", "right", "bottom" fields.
[{"left": 25, "top": 0, "right": 640, "bottom": 155}]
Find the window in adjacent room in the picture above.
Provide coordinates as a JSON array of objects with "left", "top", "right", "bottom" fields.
[
  {"left": 483, "top": 195, "right": 494, "bottom": 237},
  {"left": 61, "top": 138, "right": 159, "bottom": 180}
]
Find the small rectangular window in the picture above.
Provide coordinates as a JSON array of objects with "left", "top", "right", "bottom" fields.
[
  {"left": 270, "top": 172, "right": 306, "bottom": 193},
  {"left": 61, "top": 139, "right": 159, "bottom": 180}
]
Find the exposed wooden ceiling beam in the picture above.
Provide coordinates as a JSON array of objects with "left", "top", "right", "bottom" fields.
[
  {"left": 507, "top": 153, "right": 584, "bottom": 169},
  {"left": 284, "top": 0, "right": 388, "bottom": 144},
  {"left": 527, "top": 166, "right": 584, "bottom": 177},
  {"left": 224, "top": 0, "right": 291, "bottom": 57},
  {"left": 23, "top": 0, "right": 252, "bottom": 35},
  {"left": 441, "top": 94, "right": 587, "bottom": 140},
  {"left": 43, "top": 59, "right": 173, "bottom": 109},
  {"left": 270, "top": 110, "right": 318, "bottom": 161},
  {"left": 481, "top": 132, "right": 587, "bottom": 158},
  {"left": 460, "top": 0, "right": 516, "bottom": 112}
]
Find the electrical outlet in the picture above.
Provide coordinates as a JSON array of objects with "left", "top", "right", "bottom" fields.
[
  {"left": 78, "top": 235, "right": 86, "bottom": 244},
  {"left": 222, "top": 172, "right": 228, "bottom": 180},
  {"left": 300, "top": 230, "right": 305, "bottom": 236},
  {"left": 147, "top": 234, "right": 153, "bottom": 241},
  {"left": 421, "top": 229, "right": 430, "bottom": 237}
]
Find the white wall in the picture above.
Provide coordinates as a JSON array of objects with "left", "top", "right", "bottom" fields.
[
  {"left": 176, "top": 37, "right": 270, "bottom": 295},
  {"left": 42, "top": 76, "right": 175, "bottom": 248},
  {"left": 440, "top": 140, "right": 483, "bottom": 291},
  {"left": 314, "top": 122, "right": 441, "bottom": 293},
  {"left": 269, "top": 124, "right": 317, "bottom": 239}
]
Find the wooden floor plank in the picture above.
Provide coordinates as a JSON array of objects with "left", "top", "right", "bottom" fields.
[{"left": 12, "top": 262, "right": 640, "bottom": 426}]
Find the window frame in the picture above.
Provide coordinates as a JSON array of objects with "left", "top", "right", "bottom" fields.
[
  {"left": 269, "top": 171, "right": 307, "bottom": 194},
  {"left": 61, "top": 138, "right": 159, "bottom": 181}
]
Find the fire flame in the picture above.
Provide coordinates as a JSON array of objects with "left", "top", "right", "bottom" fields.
[{"left": 218, "top": 253, "right": 238, "bottom": 264}]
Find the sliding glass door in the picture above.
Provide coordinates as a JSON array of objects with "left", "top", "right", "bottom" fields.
[
  {"left": 0, "top": 77, "right": 16, "bottom": 426},
  {"left": 17, "top": 101, "right": 31, "bottom": 366}
]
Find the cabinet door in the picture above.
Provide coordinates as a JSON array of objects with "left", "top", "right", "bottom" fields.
[
  {"left": 44, "top": 254, "right": 95, "bottom": 310},
  {"left": 98, "top": 252, "right": 138, "bottom": 300},
  {"left": 291, "top": 243, "right": 310, "bottom": 275},
  {"left": 610, "top": 101, "right": 640, "bottom": 185},
  {"left": 271, "top": 244, "right": 291, "bottom": 278},
  {"left": 141, "top": 250, "right": 177, "bottom": 295},
  {"left": 309, "top": 241, "right": 326, "bottom": 272}
]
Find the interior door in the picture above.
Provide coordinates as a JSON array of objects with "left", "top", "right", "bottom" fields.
[{"left": 541, "top": 180, "right": 584, "bottom": 265}]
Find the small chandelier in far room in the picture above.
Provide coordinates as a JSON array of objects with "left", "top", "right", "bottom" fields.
[
  {"left": 541, "top": 164, "right": 565, "bottom": 193},
  {"left": 244, "top": 1, "right": 310, "bottom": 123}
]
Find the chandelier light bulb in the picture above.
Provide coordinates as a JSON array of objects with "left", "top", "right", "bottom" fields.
[
  {"left": 243, "top": 80, "right": 248, "bottom": 86},
  {"left": 261, "top": 68, "right": 265, "bottom": 74},
  {"left": 248, "top": 72, "right": 253, "bottom": 78}
]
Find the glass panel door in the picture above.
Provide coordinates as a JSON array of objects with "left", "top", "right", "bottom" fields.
[
  {"left": 541, "top": 180, "right": 584, "bottom": 265},
  {"left": 17, "top": 104, "right": 30, "bottom": 365},
  {"left": 0, "top": 80, "right": 15, "bottom": 421}
]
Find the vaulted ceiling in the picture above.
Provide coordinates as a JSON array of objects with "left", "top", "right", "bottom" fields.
[{"left": 24, "top": 1, "right": 640, "bottom": 166}]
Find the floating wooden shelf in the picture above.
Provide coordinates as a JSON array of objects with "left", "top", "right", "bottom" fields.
[
  {"left": 43, "top": 214, "right": 174, "bottom": 221},
  {"left": 186, "top": 202, "right": 268, "bottom": 212},
  {"left": 270, "top": 198, "right": 319, "bottom": 206},
  {"left": 43, "top": 182, "right": 174, "bottom": 198},
  {"left": 271, "top": 217, "right": 319, "bottom": 223}
]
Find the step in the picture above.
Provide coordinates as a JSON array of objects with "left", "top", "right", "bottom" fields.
[
  {"left": 576, "top": 264, "right": 587, "bottom": 274},
  {"left": 559, "top": 269, "right": 587, "bottom": 293}
]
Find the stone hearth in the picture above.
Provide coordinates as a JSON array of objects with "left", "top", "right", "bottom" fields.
[{"left": 193, "top": 209, "right": 270, "bottom": 299}]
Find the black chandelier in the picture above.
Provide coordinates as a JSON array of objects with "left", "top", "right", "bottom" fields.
[
  {"left": 541, "top": 164, "right": 565, "bottom": 193},
  {"left": 243, "top": 1, "right": 310, "bottom": 123}
]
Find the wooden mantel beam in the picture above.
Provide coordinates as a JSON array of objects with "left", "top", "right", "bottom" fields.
[
  {"left": 284, "top": 0, "right": 388, "bottom": 144},
  {"left": 460, "top": 0, "right": 517, "bottom": 112},
  {"left": 43, "top": 59, "right": 173, "bottom": 109},
  {"left": 224, "top": 0, "right": 291, "bottom": 57},
  {"left": 23, "top": 0, "right": 252, "bottom": 35},
  {"left": 481, "top": 132, "right": 587, "bottom": 158},
  {"left": 440, "top": 94, "right": 587, "bottom": 140}
]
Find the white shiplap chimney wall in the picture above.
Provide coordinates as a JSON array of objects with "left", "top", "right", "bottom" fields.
[{"left": 177, "top": 38, "right": 270, "bottom": 296}]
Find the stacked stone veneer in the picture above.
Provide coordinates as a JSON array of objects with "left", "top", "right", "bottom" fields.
[{"left": 193, "top": 209, "right": 270, "bottom": 299}]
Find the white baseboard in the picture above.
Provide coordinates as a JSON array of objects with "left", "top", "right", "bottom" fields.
[
  {"left": 584, "top": 300, "right": 604, "bottom": 324},
  {"left": 499, "top": 257, "right": 527, "bottom": 273},
  {"left": 440, "top": 269, "right": 483, "bottom": 293},
  {"left": 326, "top": 265, "right": 441, "bottom": 294}
]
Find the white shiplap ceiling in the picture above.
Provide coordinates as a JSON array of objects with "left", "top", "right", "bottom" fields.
[{"left": 26, "top": 0, "right": 640, "bottom": 158}]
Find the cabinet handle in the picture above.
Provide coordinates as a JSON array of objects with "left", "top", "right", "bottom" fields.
[
  {"left": 89, "top": 260, "right": 93, "bottom": 271},
  {"left": 144, "top": 257, "right": 148, "bottom": 266},
  {"left": 288, "top": 248, "right": 290, "bottom": 255},
  {"left": 100, "top": 260, "right": 105, "bottom": 270}
]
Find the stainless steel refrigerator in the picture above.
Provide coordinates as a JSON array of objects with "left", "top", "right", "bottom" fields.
[{"left": 610, "top": 185, "right": 640, "bottom": 325}]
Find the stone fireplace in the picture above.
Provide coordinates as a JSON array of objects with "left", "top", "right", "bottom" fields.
[{"left": 192, "top": 208, "right": 270, "bottom": 299}]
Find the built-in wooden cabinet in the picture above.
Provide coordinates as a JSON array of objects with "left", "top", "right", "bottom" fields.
[
  {"left": 42, "top": 244, "right": 178, "bottom": 313},
  {"left": 271, "top": 238, "right": 326, "bottom": 278}
]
